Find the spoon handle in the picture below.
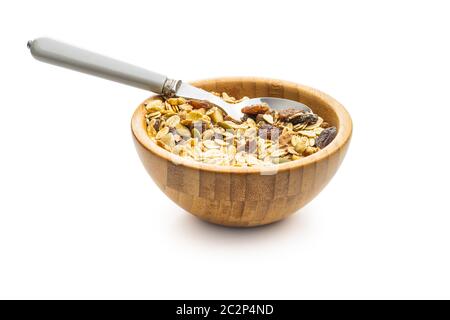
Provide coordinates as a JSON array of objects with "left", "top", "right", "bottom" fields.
[{"left": 27, "top": 38, "right": 179, "bottom": 95}]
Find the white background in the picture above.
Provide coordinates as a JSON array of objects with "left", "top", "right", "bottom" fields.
[{"left": 1, "top": 0, "right": 449, "bottom": 299}]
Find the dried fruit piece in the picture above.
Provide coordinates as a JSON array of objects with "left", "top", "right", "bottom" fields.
[
  {"left": 278, "top": 108, "right": 302, "bottom": 121},
  {"left": 255, "top": 114, "right": 265, "bottom": 123},
  {"left": 188, "top": 100, "right": 213, "bottom": 110},
  {"left": 153, "top": 119, "right": 161, "bottom": 131},
  {"left": 315, "top": 127, "right": 337, "bottom": 149},
  {"left": 288, "top": 113, "right": 318, "bottom": 125},
  {"left": 241, "top": 104, "right": 270, "bottom": 115}
]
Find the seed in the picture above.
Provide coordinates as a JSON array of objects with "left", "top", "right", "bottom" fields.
[
  {"left": 291, "top": 135, "right": 301, "bottom": 147},
  {"left": 294, "top": 142, "right": 307, "bottom": 154}
]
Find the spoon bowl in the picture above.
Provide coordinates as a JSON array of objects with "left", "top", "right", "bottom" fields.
[{"left": 175, "top": 81, "right": 312, "bottom": 120}]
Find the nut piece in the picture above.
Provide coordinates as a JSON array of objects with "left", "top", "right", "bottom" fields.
[
  {"left": 188, "top": 100, "right": 213, "bottom": 110},
  {"left": 241, "top": 104, "right": 270, "bottom": 115}
]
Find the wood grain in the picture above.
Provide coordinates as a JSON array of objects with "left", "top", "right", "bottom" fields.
[{"left": 131, "top": 77, "right": 352, "bottom": 227}]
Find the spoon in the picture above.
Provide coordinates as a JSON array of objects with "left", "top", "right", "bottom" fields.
[{"left": 27, "top": 38, "right": 311, "bottom": 120}]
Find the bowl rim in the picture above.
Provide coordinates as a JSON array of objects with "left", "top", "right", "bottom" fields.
[{"left": 131, "top": 77, "right": 352, "bottom": 174}]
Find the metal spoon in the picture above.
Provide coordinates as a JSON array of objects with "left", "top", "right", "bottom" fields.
[{"left": 27, "top": 38, "right": 311, "bottom": 119}]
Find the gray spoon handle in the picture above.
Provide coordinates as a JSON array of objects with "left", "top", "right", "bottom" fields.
[{"left": 27, "top": 37, "right": 173, "bottom": 94}]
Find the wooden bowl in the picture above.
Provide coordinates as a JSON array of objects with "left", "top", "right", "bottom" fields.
[{"left": 131, "top": 77, "right": 352, "bottom": 227}]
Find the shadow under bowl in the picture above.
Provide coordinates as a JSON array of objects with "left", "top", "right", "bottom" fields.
[{"left": 131, "top": 77, "right": 352, "bottom": 227}]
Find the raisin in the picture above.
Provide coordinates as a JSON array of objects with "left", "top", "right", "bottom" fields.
[
  {"left": 241, "top": 114, "right": 257, "bottom": 122},
  {"left": 188, "top": 99, "right": 213, "bottom": 109},
  {"left": 255, "top": 114, "right": 266, "bottom": 123},
  {"left": 278, "top": 108, "right": 303, "bottom": 121},
  {"left": 258, "top": 124, "right": 281, "bottom": 140},
  {"left": 241, "top": 104, "right": 270, "bottom": 115},
  {"left": 316, "top": 127, "right": 337, "bottom": 149},
  {"left": 288, "top": 113, "right": 318, "bottom": 125},
  {"left": 153, "top": 119, "right": 161, "bottom": 131}
]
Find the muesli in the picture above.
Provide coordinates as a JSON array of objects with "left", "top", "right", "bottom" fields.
[{"left": 144, "top": 92, "right": 337, "bottom": 166}]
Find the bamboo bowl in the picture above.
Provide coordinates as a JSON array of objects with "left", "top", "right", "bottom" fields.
[{"left": 131, "top": 77, "right": 352, "bottom": 227}]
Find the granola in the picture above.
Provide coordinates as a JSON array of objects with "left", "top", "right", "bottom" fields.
[{"left": 144, "top": 92, "right": 337, "bottom": 167}]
